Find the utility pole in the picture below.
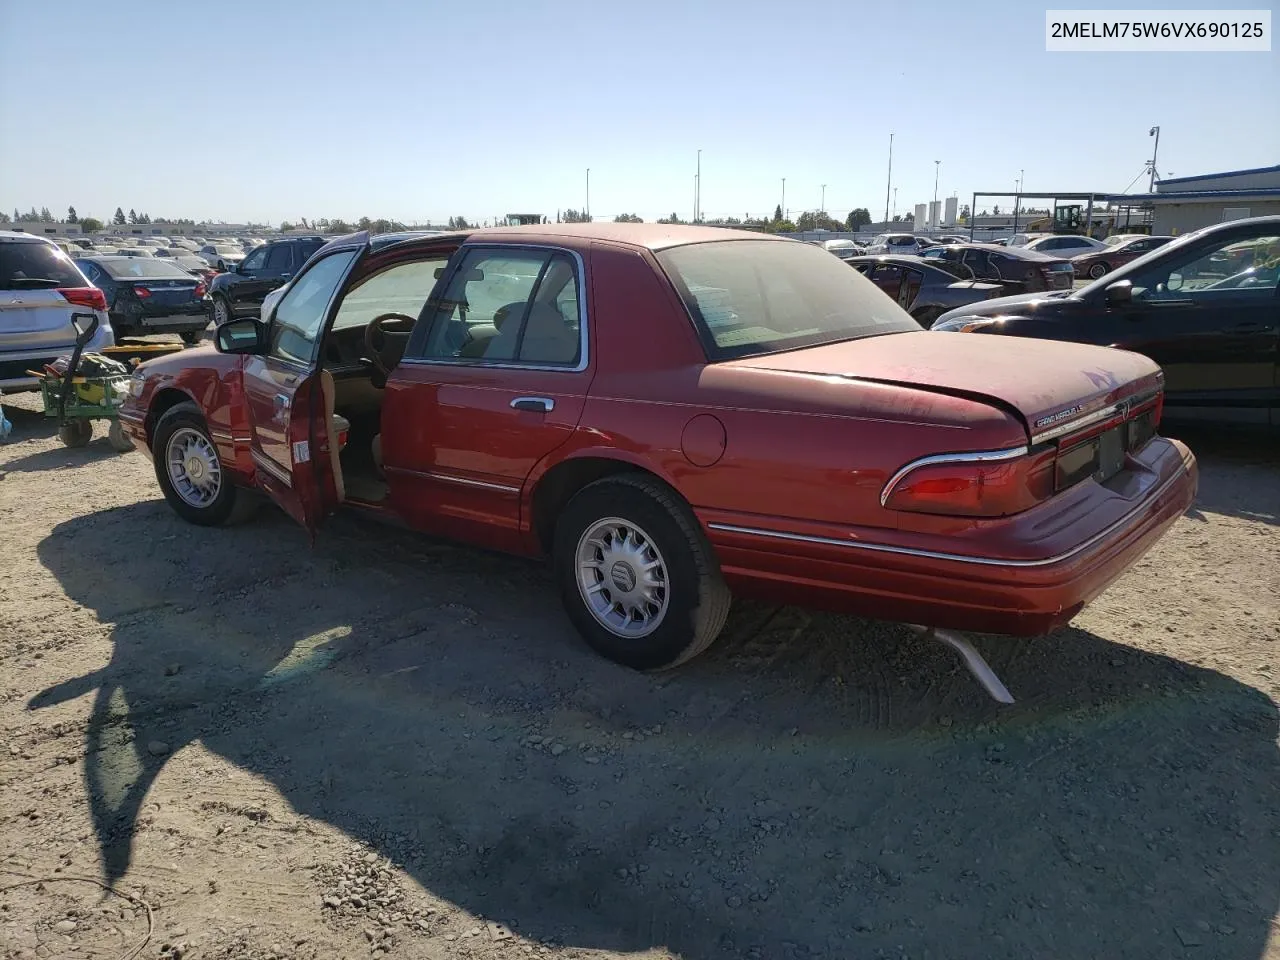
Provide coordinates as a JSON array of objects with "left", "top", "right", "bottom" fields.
[
  {"left": 933, "top": 160, "right": 940, "bottom": 208},
  {"left": 1148, "top": 125, "right": 1161, "bottom": 191},
  {"left": 585, "top": 168, "right": 590, "bottom": 220},
  {"left": 820, "top": 184, "right": 827, "bottom": 214},
  {"left": 883, "top": 132, "right": 894, "bottom": 226},
  {"left": 892, "top": 187, "right": 897, "bottom": 219},
  {"left": 781, "top": 178, "right": 786, "bottom": 218}
]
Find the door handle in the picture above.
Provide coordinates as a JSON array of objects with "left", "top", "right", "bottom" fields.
[{"left": 511, "top": 396, "right": 554, "bottom": 413}]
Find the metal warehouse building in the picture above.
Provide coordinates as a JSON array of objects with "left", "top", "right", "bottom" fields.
[{"left": 1137, "top": 165, "right": 1280, "bottom": 235}]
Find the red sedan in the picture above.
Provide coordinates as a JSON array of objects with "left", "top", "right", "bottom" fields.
[{"left": 119, "top": 224, "right": 1196, "bottom": 684}]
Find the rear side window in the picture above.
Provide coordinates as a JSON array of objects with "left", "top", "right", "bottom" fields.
[
  {"left": 265, "top": 244, "right": 292, "bottom": 271},
  {"left": 414, "top": 248, "right": 583, "bottom": 366},
  {"left": 297, "top": 240, "right": 325, "bottom": 262},
  {"left": 0, "top": 241, "right": 86, "bottom": 289}
]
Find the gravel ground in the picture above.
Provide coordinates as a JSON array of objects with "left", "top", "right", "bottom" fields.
[{"left": 1, "top": 386, "right": 1278, "bottom": 960}]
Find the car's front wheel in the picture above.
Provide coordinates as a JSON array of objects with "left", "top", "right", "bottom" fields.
[
  {"left": 211, "top": 296, "right": 232, "bottom": 326},
  {"left": 554, "top": 474, "right": 731, "bottom": 670},
  {"left": 152, "top": 402, "right": 257, "bottom": 526},
  {"left": 1088, "top": 262, "right": 1110, "bottom": 279}
]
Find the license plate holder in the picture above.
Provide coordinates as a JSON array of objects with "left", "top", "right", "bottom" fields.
[{"left": 1094, "top": 425, "right": 1125, "bottom": 482}]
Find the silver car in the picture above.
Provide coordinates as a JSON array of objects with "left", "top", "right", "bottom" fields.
[{"left": 1, "top": 232, "right": 114, "bottom": 393}]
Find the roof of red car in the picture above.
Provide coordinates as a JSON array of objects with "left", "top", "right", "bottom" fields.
[{"left": 460, "top": 222, "right": 786, "bottom": 251}]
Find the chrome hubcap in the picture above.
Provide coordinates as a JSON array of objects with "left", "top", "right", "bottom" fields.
[
  {"left": 576, "top": 518, "right": 669, "bottom": 638},
  {"left": 166, "top": 427, "right": 221, "bottom": 507},
  {"left": 214, "top": 300, "right": 229, "bottom": 324}
]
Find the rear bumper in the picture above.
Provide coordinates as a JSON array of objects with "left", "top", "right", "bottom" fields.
[
  {"left": 117, "top": 306, "right": 211, "bottom": 334},
  {"left": 704, "top": 437, "right": 1197, "bottom": 636},
  {"left": 0, "top": 321, "right": 116, "bottom": 392}
]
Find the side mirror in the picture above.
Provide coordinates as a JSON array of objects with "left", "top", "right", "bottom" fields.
[
  {"left": 215, "top": 317, "right": 267, "bottom": 354},
  {"left": 1105, "top": 281, "right": 1133, "bottom": 306}
]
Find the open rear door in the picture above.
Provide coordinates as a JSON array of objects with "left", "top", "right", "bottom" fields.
[{"left": 238, "top": 234, "right": 371, "bottom": 536}]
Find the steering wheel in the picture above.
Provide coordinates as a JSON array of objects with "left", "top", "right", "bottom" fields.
[{"left": 363, "top": 312, "right": 417, "bottom": 378}]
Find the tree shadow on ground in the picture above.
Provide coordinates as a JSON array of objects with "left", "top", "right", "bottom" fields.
[{"left": 29, "top": 503, "right": 1280, "bottom": 960}]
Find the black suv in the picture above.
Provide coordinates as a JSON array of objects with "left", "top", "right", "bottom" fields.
[{"left": 208, "top": 236, "right": 326, "bottom": 325}]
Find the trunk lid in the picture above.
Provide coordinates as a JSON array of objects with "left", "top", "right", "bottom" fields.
[
  {"left": 0, "top": 289, "right": 83, "bottom": 352},
  {"left": 133, "top": 277, "right": 201, "bottom": 308},
  {"left": 727, "top": 330, "right": 1162, "bottom": 439}
]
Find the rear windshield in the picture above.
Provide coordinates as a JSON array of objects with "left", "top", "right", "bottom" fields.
[
  {"left": 98, "top": 258, "right": 194, "bottom": 279},
  {"left": 657, "top": 239, "right": 920, "bottom": 360},
  {"left": 0, "top": 240, "right": 86, "bottom": 289}
]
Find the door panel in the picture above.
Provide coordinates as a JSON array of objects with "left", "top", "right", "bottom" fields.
[
  {"left": 382, "top": 365, "right": 589, "bottom": 550},
  {"left": 241, "top": 245, "right": 364, "bottom": 530}
]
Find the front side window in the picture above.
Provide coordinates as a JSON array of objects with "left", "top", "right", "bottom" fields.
[
  {"left": 1128, "top": 233, "right": 1280, "bottom": 300},
  {"left": 658, "top": 239, "right": 919, "bottom": 360},
  {"left": 268, "top": 250, "right": 358, "bottom": 365},
  {"left": 415, "top": 248, "right": 582, "bottom": 366},
  {"left": 241, "top": 247, "right": 267, "bottom": 272}
]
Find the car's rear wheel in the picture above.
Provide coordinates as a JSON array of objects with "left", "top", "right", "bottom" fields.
[
  {"left": 211, "top": 296, "right": 233, "bottom": 327},
  {"left": 1088, "top": 262, "right": 1109, "bottom": 279},
  {"left": 554, "top": 474, "right": 731, "bottom": 670},
  {"left": 58, "top": 420, "right": 93, "bottom": 448},
  {"left": 180, "top": 330, "right": 205, "bottom": 346},
  {"left": 153, "top": 402, "right": 256, "bottom": 526}
]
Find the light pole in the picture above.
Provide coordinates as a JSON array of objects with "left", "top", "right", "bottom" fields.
[
  {"left": 696, "top": 149, "right": 701, "bottom": 222},
  {"left": 585, "top": 168, "right": 590, "bottom": 220},
  {"left": 781, "top": 178, "right": 786, "bottom": 218},
  {"left": 892, "top": 187, "right": 897, "bottom": 219},
  {"left": 933, "top": 160, "right": 941, "bottom": 207},
  {"left": 883, "top": 132, "right": 894, "bottom": 226},
  {"left": 1148, "top": 126, "right": 1160, "bottom": 191},
  {"left": 820, "top": 184, "right": 827, "bottom": 214}
]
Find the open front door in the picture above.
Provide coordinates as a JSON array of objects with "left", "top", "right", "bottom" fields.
[{"left": 237, "top": 236, "right": 369, "bottom": 534}]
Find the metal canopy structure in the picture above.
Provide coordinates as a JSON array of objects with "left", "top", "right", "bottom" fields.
[{"left": 967, "top": 191, "right": 1139, "bottom": 240}]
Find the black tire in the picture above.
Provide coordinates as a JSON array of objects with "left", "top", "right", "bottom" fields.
[
  {"left": 107, "top": 420, "right": 135, "bottom": 453},
  {"left": 211, "top": 296, "right": 233, "bottom": 327},
  {"left": 179, "top": 330, "right": 205, "bottom": 346},
  {"left": 58, "top": 420, "right": 93, "bottom": 448},
  {"left": 1088, "top": 262, "right": 1109, "bottom": 279},
  {"left": 152, "top": 402, "right": 257, "bottom": 527},
  {"left": 553, "top": 474, "right": 731, "bottom": 670}
]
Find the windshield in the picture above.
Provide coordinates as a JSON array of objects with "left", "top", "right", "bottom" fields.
[
  {"left": 213, "top": 245, "right": 241, "bottom": 255},
  {"left": 100, "top": 258, "right": 195, "bottom": 279},
  {"left": 657, "top": 239, "right": 920, "bottom": 360}
]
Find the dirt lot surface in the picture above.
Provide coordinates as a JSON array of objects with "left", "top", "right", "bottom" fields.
[{"left": 2, "top": 387, "right": 1278, "bottom": 960}]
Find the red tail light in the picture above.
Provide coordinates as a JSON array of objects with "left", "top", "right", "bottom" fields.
[
  {"left": 132, "top": 285, "right": 152, "bottom": 299},
  {"left": 882, "top": 446, "right": 1056, "bottom": 517},
  {"left": 56, "top": 286, "right": 107, "bottom": 311},
  {"left": 193, "top": 281, "right": 207, "bottom": 298}
]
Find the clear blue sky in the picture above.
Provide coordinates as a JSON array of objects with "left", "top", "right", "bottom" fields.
[{"left": 2, "top": 0, "right": 1276, "bottom": 227}]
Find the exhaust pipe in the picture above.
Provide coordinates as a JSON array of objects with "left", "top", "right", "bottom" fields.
[{"left": 909, "top": 625, "right": 1015, "bottom": 705}]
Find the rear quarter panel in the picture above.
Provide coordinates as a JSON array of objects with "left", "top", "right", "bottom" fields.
[{"left": 539, "top": 241, "right": 1028, "bottom": 539}]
